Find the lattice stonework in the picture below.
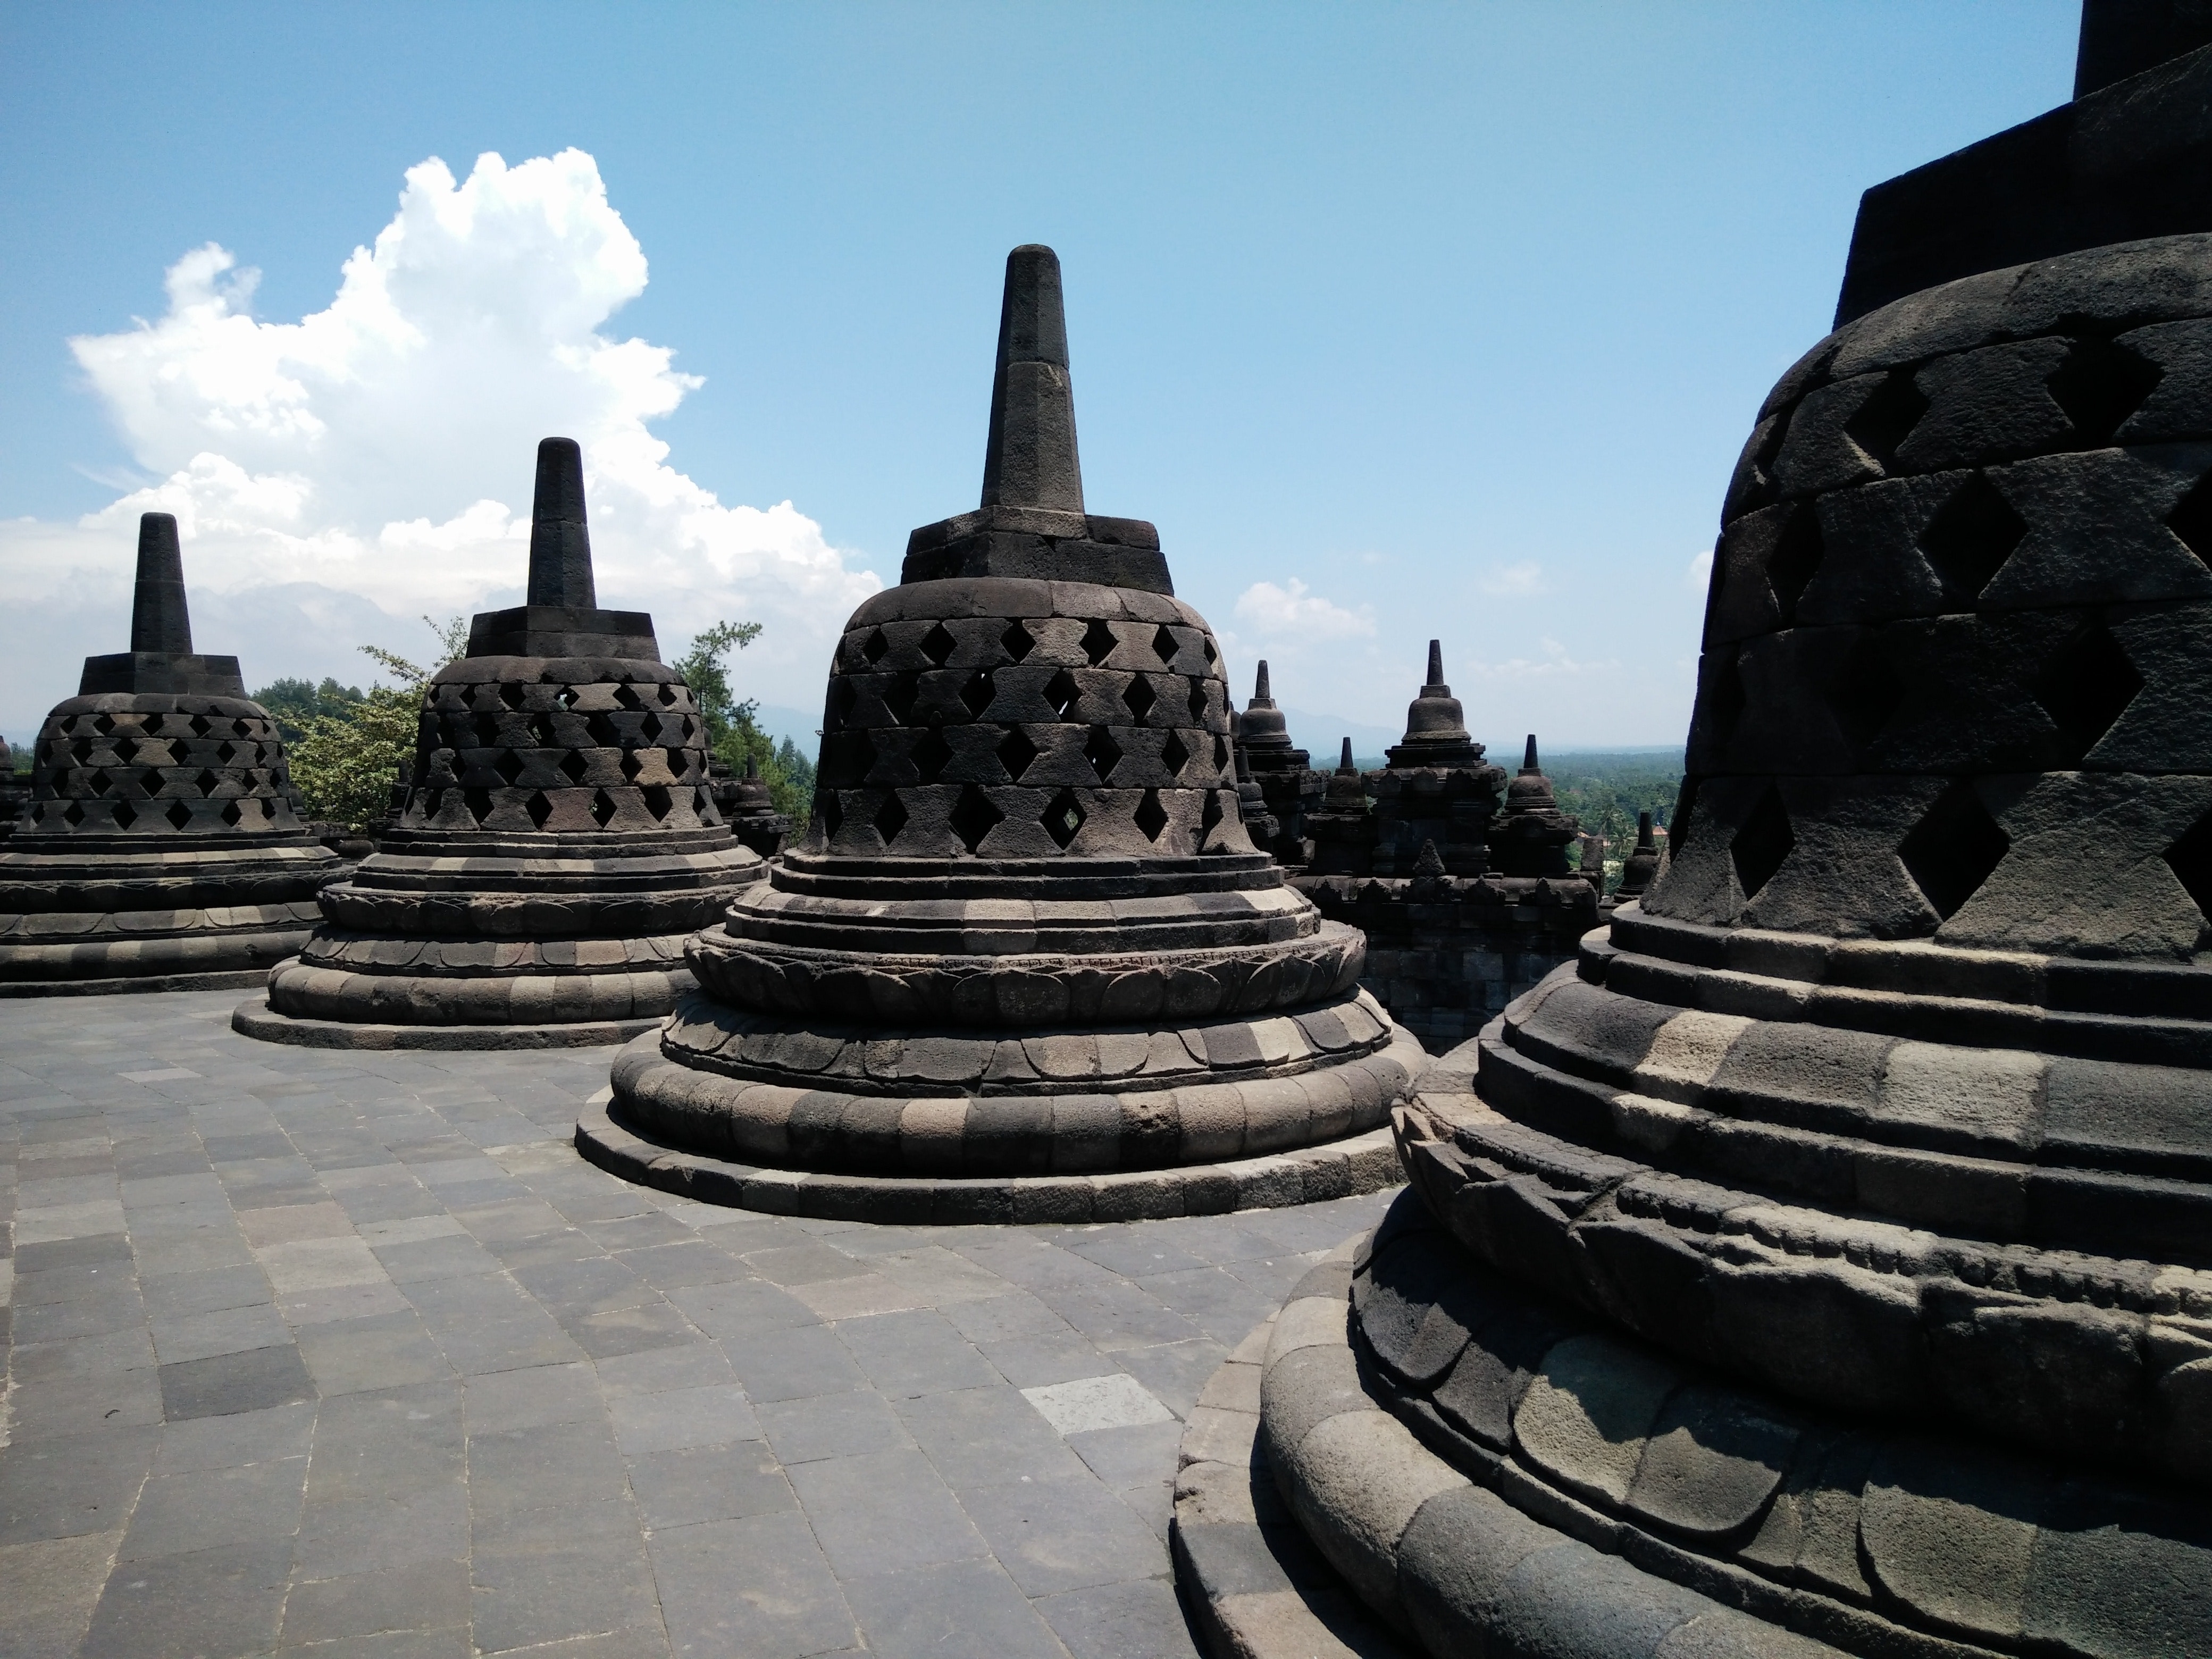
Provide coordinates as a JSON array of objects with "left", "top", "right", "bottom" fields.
[
  {"left": 23, "top": 697, "right": 305, "bottom": 834},
  {"left": 399, "top": 667, "right": 719, "bottom": 836},
  {"left": 810, "top": 604, "right": 1242, "bottom": 859}
]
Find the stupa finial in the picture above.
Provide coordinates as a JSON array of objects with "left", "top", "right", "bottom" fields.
[
  {"left": 1254, "top": 660, "right": 1273, "bottom": 703},
  {"left": 1521, "top": 733, "right": 1540, "bottom": 773},
  {"left": 129, "top": 513, "right": 192, "bottom": 656},
  {"left": 979, "top": 246, "right": 1084, "bottom": 513},
  {"left": 1425, "top": 639, "right": 1445, "bottom": 690},
  {"left": 526, "top": 437, "right": 597, "bottom": 609},
  {"left": 1338, "top": 737, "right": 1355, "bottom": 772}
]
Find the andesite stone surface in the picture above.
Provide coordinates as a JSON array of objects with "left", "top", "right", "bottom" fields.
[
  {"left": 1217, "top": 15, "right": 2212, "bottom": 1658},
  {"left": 0, "top": 514, "right": 343, "bottom": 995},
  {"left": 709, "top": 749, "right": 791, "bottom": 860},
  {"left": 1233, "top": 661, "right": 1323, "bottom": 867},
  {"left": 583, "top": 246, "right": 1423, "bottom": 1221},
  {"left": 233, "top": 438, "right": 764, "bottom": 1049}
]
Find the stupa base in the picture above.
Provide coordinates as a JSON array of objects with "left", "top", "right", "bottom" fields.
[
  {"left": 231, "top": 992, "right": 663, "bottom": 1051},
  {"left": 575, "top": 1092, "right": 1403, "bottom": 1224},
  {"left": 2, "top": 966, "right": 274, "bottom": 999}
]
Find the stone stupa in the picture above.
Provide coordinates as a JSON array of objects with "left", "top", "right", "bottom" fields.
[
  {"left": 0, "top": 514, "right": 342, "bottom": 994},
  {"left": 233, "top": 439, "right": 765, "bottom": 1048},
  {"left": 579, "top": 245, "right": 1425, "bottom": 1222},
  {"left": 1178, "top": 6, "right": 2212, "bottom": 1656},
  {"left": 1234, "top": 661, "right": 1323, "bottom": 865}
]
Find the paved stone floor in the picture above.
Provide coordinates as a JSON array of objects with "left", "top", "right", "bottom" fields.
[{"left": 0, "top": 990, "right": 1395, "bottom": 1659}]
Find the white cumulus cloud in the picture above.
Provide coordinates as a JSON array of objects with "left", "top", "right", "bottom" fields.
[
  {"left": 1478, "top": 559, "right": 1546, "bottom": 597},
  {"left": 1, "top": 148, "right": 878, "bottom": 738},
  {"left": 1231, "top": 577, "right": 1376, "bottom": 641},
  {"left": 1686, "top": 547, "right": 1714, "bottom": 590}
]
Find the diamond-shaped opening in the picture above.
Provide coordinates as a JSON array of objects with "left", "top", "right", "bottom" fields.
[
  {"left": 883, "top": 671, "right": 921, "bottom": 725},
  {"left": 583, "top": 711, "right": 617, "bottom": 748},
  {"left": 1187, "top": 681, "right": 1209, "bottom": 723},
  {"left": 70, "top": 737, "right": 91, "bottom": 762},
  {"left": 1202, "top": 636, "right": 1218, "bottom": 665},
  {"left": 1214, "top": 734, "right": 1230, "bottom": 772},
  {"left": 664, "top": 747, "right": 689, "bottom": 781},
  {"left": 615, "top": 683, "right": 644, "bottom": 710},
  {"left": 874, "top": 791, "right": 909, "bottom": 846},
  {"left": 1830, "top": 631, "right": 1904, "bottom": 753},
  {"left": 1152, "top": 624, "right": 1180, "bottom": 665},
  {"left": 1042, "top": 787, "right": 1086, "bottom": 850},
  {"left": 196, "top": 769, "right": 220, "bottom": 798},
  {"left": 955, "top": 671, "right": 995, "bottom": 719},
  {"left": 2034, "top": 619, "right": 2142, "bottom": 766},
  {"left": 921, "top": 622, "right": 957, "bottom": 666},
  {"left": 2163, "top": 808, "right": 2212, "bottom": 936},
  {"left": 93, "top": 714, "right": 114, "bottom": 735},
  {"left": 217, "top": 739, "right": 240, "bottom": 763},
  {"left": 620, "top": 751, "right": 644, "bottom": 784},
  {"left": 1901, "top": 781, "right": 2009, "bottom": 921},
  {"left": 87, "top": 767, "right": 111, "bottom": 795},
  {"left": 1135, "top": 787, "right": 1169, "bottom": 842},
  {"left": 558, "top": 685, "right": 581, "bottom": 709},
  {"left": 108, "top": 800, "right": 136, "bottom": 829},
  {"left": 499, "top": 682, "right": 525, "bottom": 710},
  {"left": 526, "top": 791, "right": 553, "bottom": 830},
  {"left": 1082, "top": 619, "right": 1118, "bottom": 666},
  {"left": 1844, "top": 369, "right": 1930, "bottom": 468},
  {"left": 463, "top": 787, "right": 493, "bottom": 824},
  {"left": 639, "top": 785, "right": 670, "bottom": 822},
  {"left": 1161, "top": 731, "right": 1191, "bottom": 777},
  {"left": 659, "top": 682, "right": 678, "bottom": 705},
  {"left": 859, "top": 628, "right": 890, "bottom": 666},
  {"left": 817, "top": 789, "right": 844, "bottom": 838},
  {"left": 1920, "top": 473, "right": 2028, "bottom": 606},
  {"left": 62, "top": 801, "right": 85, "bottom": 827},
  {"left": 1200, "top": 787, "right": 1224, "bottom": 839},
  {"left": 189, "top": 715, "right": 212, "bottom": 736},
  {"left": 2046, "top": 336, "right": 2163, "bottom": 448},
  {"left": 1000, "top": 621, "right": 1035, "bottom": 663},
  {"left": 474, "top": 713, "right": 501, "bottom": 746},
  {"left": 114, "top": 737, "right": 139, "bottom": 764},
  {"left": 1766, "top": 502, "right": 1824, "bottom": 623},
  {"left": 1045, "top": 669, "right": 1082, "bottom": 720},
  {"left": 559, "top": 750, "right": 588, "bottom": 784},
  {"left": 910, "top": 726, "right": 953, "bottom": 786},
  {"left": 640, "top": 711, "right": 664, "bottom": 742},
  {"left": 1123, "top": 676, "right": 1158, "bottom": 723},
  {"left": 1729, "top": 785, "right": 1794, "bottom": 900},
  {"left": 679, "top": 716, "right": 696, "bottom": 741},
  {"left": 590, "top": 789, "right": 617, "bottom": 827},
  {"left": 529, "top": 714, "right": 556, "bottom": 744},
  {"left": 950, "top": 784, "right": 1002, "bottom": 853},
  {"left": 997, "top": 727, "right": 1040, "bottom": 782},
  {"left": 495, "top": 750, "right": 525, "bottom": 786},
  {"left": 829, "top": 677, "right": 859, "bottom": 730},
  {"left": 1084, "top": 725, "right": 1123, "bottom": 784},
  {"left": 220, "top": 800, "right": 243, "bottom": 827},
  {"left": 2169, "top": 469, "right": 2212, "bottom": 569},
  {"left": 165, "top": 800, "right": 193, "bottom": 830}
]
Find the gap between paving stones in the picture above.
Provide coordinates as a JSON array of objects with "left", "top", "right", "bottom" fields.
[{"left": 0, "top": 987, "right": 1399, "bottom": 1659}]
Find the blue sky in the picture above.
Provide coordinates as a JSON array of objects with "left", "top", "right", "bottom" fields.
[{"left": 0, "top": 1, "right": 2080, "bottom": 755}]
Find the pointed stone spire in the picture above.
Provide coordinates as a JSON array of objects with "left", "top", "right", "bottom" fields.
[
  {"left": 1521, "top": 734, "right": 1540, "bottom": 773},
  {"left": 130, "top": 513, "right": 193, "bottom": 655},
  {"left": 980, "top": 246, "right": 1084, "bottom": 513},
  {"left": 526, "top": 438, "right": 597, "bottom": 608},
  {"left": 1426, "top": 639, "right": 1444, "bottom": 690},
  {"left": 1617, "top": 807, "right": 1662, "bottom": 899},
  {"left": 1241, "top": 659, "right": 1292, "bottom": 750},
  {"left": 1493, "top": 732, "right": 1579, "bottom": 877},
  {"left": 1338, "top": 737, "right": 1355, "bottom": 773},
  {"left": 1390, "top": 639, "right": 1476, "bottom": 755}
]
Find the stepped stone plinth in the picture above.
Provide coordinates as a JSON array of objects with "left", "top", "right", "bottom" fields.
[
  {"left": 233, "top": 438, "right": 765, "bottom": 1049},
  {"left": 0, "top": 514, "right": 343, "bottom": 995},
  {"left": 1234, "top": 661, "right": 1323, "bottom": 865},
  {"left": 1210, "top": 10, "right": 2212, "bottom": 1655},
  {"left": 578, "top": 246, "right": 1424, "bottom": 1222}
]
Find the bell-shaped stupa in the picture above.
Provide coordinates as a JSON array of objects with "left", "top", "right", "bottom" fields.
[
  {"left": 1187, "top": 9, "right": 2212, "bottom": 1656},
  {"left": 0, "top": 515, "right": 342, "bottom": 993},
  {"left": 580, "top": 246, "right": 1424, "bottom": 1221},
  {"left": 1234, "top": 661, "right": 1323, "bottom": 865},
  {"left": 233, "top": 439, "right": 765, "bottom": 1048}
]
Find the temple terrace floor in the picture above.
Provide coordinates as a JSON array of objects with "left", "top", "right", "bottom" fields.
[{"left": 0, "top": 988, "right": 1393, "bottom": 1659}]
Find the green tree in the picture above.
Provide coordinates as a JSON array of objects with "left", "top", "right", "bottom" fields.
[
  {"left": 253, "top": 676, "right": 365, "bottom": 742},
  {"left": 286, "top": 616, "right": 468, "bottom": 831},
  {"left": 672, "top": 621, "right": 814, "bottom": 821}
]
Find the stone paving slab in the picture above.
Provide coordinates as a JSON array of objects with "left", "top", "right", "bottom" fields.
[{"left": 0, "top": 990, "right": 1396, "bottom": 1658}]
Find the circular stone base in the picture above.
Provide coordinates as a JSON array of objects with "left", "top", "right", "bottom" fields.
[
  {"left": 231, "top": 993, "right": 661, "bottom": 1051},
  {"left": 575, "top": 1094, "right": 1404, "bottom": 1225},
  {"left": 0, "top": 967, "right": 271, "bottom": 999}
]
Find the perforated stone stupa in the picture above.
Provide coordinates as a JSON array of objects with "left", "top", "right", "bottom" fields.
[
  {"left": 578, "top": 246, "right": 1425, "bottom": 1222},
  {"left": 0, "top": 514, "right": 342, "bottom": 995},
  {"left": 233, "top": 439, "right": 764, "bottom": 1048},
  {"left": 1192, "top": 10, "right": 2212, "bottom": 1656}
]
